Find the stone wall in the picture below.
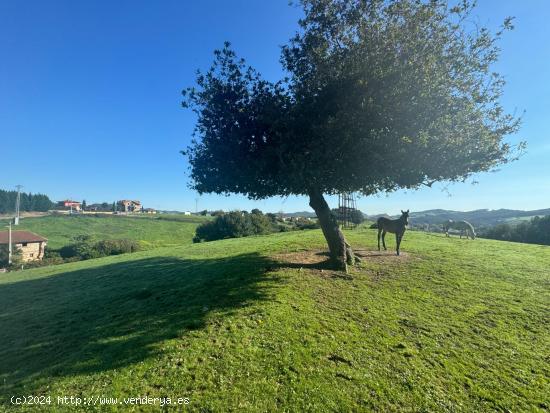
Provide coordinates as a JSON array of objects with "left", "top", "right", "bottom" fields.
[{"left": 15, "top": 241, "right": 46, "bottom": 261}]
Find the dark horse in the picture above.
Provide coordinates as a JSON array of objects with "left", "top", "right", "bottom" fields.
[{"left": 377, "top": 210, "right": 410, "bottom": 256}]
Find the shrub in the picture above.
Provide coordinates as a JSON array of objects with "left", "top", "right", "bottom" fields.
[
  {"left": 294, "top": 218, "right": 320, "bottom": 230},
  {"left": 194, "top": 211, "right": 271, "bottom": 242},
  {"left": 59, "top": 238, "right": 140, "bottom": 260},
  {"left": 0, "top": 245, "right": 23, "bottom": 268},
  {"left": 59, "top": 242, "right": 101, "bottom": 260},
  {"left": 94, "top": 239, "right": 140, "bottom": 255},
  {"left": 248, "top": 212, "right": 273, "bottom": 235},
  {"left": 350, "top": 210, "right": 365, "bottom": 225},
  {"left": 23, "top": 256, "right": 65, "bottom": 269}
]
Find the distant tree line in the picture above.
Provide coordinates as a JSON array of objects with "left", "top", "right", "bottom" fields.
[
  {"left": 0, "top": 189, "right": 54, "bottom": 214},
  {"left": 480, "top": 216, "right": 550, "bottom": 246}
]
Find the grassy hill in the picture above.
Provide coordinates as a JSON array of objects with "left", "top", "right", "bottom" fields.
[
  {"left": 0, "top": 229, "right": 548, "bottom": 411},
  {"left": 0, "top": 214, "right": 208, "bottom": 250}
]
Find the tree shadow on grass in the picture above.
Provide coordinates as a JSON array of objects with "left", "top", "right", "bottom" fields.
[{"left": 0, "top": 252, "right": 276, "bottom": 399}]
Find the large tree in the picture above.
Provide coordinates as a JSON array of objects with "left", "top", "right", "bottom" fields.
[{"left": 182, "top": 0, "right": 522, "bottom": 270}]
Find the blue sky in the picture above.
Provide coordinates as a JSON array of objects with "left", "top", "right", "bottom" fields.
[{"left": 1, "top": 1, "right": 548, "bottom": 215}]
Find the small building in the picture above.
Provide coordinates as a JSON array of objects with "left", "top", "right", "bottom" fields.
[
  {"left": 143, "top": 208, "right": 157, "bottom": 214},
  {"left": 183, "top": 211, "right": 192, "bottom": 215},
  {"left": 58, "top": 200, "right": 81, "bottom": 211},
  {"left": 0, "top": 231, "right": 48, "bottom": 262},
  {"left": 117, "top": 200, "right": 142, "bottom": 213}
]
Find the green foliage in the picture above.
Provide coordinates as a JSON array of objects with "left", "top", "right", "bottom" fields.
[
  {"left": 59, "top": 242, "right": 98, "bottom": 260},
  {"left": 293, "top": 218, "right": 320, "bottom": 230},
  {"left": 183, "top": 0, "right": 522, "bottom": 200},
  {"left": 94, "top": 239, "right": 141, "bottom": 255},
  {"left": 0, "top": 245, "right": 8, "bottom": 267},
  {"left": 481, "top": 215, "right": 550, "bottom": 245},
  {"left": 59, "top": 238, "right": 140, "bottom": 260},
  {"left": 248, "top": 212, "right": 273, "bottom": 234},
  {"left": 194, "top": 211, "right": 272, "bottom": 242},
  {"left": 350, "top": 209, "right": 364, "bottom": 225},
  {"left": 0, "top": 245, "right": 22, "bottom": 268},
  {"left": 0, "top": 229, "right": 548, "bottom": 410},
  {"left": 193, "top": 210, "right": 319, "bottom": 242},
  {"left": 0, "top": 189, "right": 54, "bottom": 214},
  {"left": 266, "top": 213, "right": 278, "bottom": 222}
]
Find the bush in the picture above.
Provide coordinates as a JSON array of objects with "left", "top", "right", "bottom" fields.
[
  {"left": 248, "top": 212, "right": 274, "bottom": 234},
  {"left": 294, "top": 218, "right": 320, "bottom": 230},
  {"left": 94, "top": 239, "right": 140, "bottom": 255},
  {"left": 23, "top": 256, "right": 65, "bottom": 269},
  {"left": 0, "top": 245, "right": 23, "bottom": 269},
  {"left": 59, "top": 242, "right": 100, "bottom": 260},
  {"left": 350, "top": 210, "right": 365, "bottom": 225},
  {"left": 194, "top": 211, "right": 273, "bottom": 242},
  {"left": 59, "top": 238, "right": 140, "bottom": 260}
]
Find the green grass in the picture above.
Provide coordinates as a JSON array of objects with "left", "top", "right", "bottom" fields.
[
  {"left": 0, "top": 229, "right": 548, "bottom": 411},
  {"left": 0, "top": 215, "right": 208, "bottom": 250}
]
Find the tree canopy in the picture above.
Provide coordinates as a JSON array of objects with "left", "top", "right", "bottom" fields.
[{"left": 183, "top": 0, "right": 521, "bottom": 199}]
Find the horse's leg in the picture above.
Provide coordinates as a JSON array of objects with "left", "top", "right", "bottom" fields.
[
  {"left": 377, "top": 228, "right": 382, "bottom": 251},
  {"left": 382, "top": 231, "right": 387, "bottom": 250},
  {"left": 395, "top": 233, "right": 400, "bottom": 256}
]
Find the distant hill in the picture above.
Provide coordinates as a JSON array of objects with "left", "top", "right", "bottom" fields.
[
  {"left": 368, "top": 208, "right": 550, "bottom": 229},
  {"left": 283, "top": 211, "right": 317, "bottom": 218}
]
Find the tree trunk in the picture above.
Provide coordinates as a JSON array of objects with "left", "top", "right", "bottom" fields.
[{"left": 308, "top": 189, "right": 355, "bottom": 272}]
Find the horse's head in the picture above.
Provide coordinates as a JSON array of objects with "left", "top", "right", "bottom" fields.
[{"left": 400, "top": 209, "right": 410, "bottom": 225}]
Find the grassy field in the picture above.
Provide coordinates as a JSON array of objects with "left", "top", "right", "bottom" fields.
[
  {"left": 0, "top": 214, "right": 208, "bottom": 250},
  {"left": 0, "top": 228, "right": 548, "bottom": 411}
]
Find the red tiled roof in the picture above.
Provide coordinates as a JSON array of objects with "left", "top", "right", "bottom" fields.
[{"left": 0, "top": 231, "right": 47, "bottom": 244}]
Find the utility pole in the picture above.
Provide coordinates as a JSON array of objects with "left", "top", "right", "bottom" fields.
[
  {"left": 195, "top": 197, "right": 199, "bottom": 214},
  {"left": 14, "top": 185, "right": 22, "bottom": 225},
  {"left": 7, "top": 222, "right": 12, "bottom": 265}
]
